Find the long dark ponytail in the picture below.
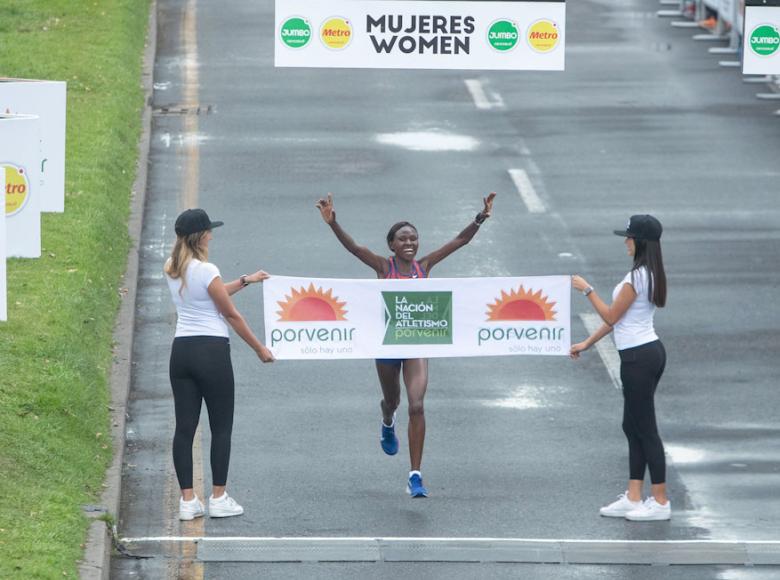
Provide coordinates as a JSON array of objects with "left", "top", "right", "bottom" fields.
[{"left": 632, "top": 239, "right": 666, "bottom": 307}]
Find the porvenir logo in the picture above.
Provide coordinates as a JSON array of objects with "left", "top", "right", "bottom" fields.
[
  {"left": 383, "top": 290, "right": 453, "bottom": 345},
  {"left": 479, "top": 286, "right": 563, "bottom": 347},
  {"left": 277, "top": 284, "right": 347, "bottom": 321},
  {"left": 320, "top": 17, "right": 352, "bottom": 50},
  {"left": 280, "top": 16, "right": 312, "bottom": 49},
  {"left": 3, "top": 163, "right": 30, "bottom": 217},
  {"left": 488, "top": 19, "right": 519, "bottom": 52},
  {"left": 749, "top": 24, "right": 780, "bottom": 57},
  {"left": 486, "top": 286, "right": 557, "bottom": 321},
  {"left": 527, "top": 19, "right": 560, "bottom": 53}
]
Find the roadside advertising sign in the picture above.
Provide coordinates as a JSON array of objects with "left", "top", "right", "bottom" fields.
[
  {"left": 0, "top": 79, "right": 67, "bottom": 213},
  {"left": 0, "top": 165, "right": 5, "bottom": 321},
  {"left": 743, "top": 0, "right": 780, "bottom": 74},
  {"left": 274, "top": 0, "right": 566, "bottom": 71},
  {"left": 1, "top": 114, "right": 42, "bottom": 258},
  {"left": 264, "top": 275, "right": 571, "bottom": 360}
]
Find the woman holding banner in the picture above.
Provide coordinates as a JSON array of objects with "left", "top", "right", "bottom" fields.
[
  {"left": 164, "top": 208, "right": 275, "bottom": 521},
  {"left": 315, "top": 192, "right": 496, "bottom": 497},
  {"left": 570, "top": 215, "right": 670, "bottom": 521}
]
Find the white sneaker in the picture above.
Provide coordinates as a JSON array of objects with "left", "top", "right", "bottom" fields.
[
  {"left": 208, "top": 492, "right": 244, "bottom": 518},
  {"left": 599, "top": 492, "right": 641, "bottom": 517},
  {"left": 625, "top": 497, "right": 671, "bottom": 521},
  {"left": 179, "top": 496, "right": 205, "bottom": 521}
]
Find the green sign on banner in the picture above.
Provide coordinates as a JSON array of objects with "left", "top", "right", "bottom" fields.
[
  {"left": 750, "top": 24, "right": 780, "bottom": 57},
  {"left": 488, "top": 19, "right": 519, "bottom": 52},
  {"left": 280, "top": 17, "right": 312, "bottom": 49},
  {"left": 382, "top": 291, "right": 453, "bottom": 345}
]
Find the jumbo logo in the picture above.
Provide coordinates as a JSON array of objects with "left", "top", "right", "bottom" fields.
[
  {"left": 280, "top": 16, "right": 312, "bottom": 49},
  {"left": 527, "top": 19, "right": 560, "bottom": 54},
  {"left": 486, "top": 286, "right": 557, "bottom": 321},
  {"left": 749, "top": 24, "right": 780, "bottom": 57},
  {"left": 3, "top": 163, "right": 30, "bottom": 216},
  {"left": 320, "top": 17, "right": 352, "bottom": 50},
  {"left": 277, "top": 283, "right": 347, "bottom": 322}
]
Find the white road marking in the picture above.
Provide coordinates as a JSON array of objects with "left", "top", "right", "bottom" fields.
[
  {"left": 508, "top": 169, "right": 546, "bottom": 214},
  {"left": 119, "top": 536, "right": 780, "bottom": 564},
  {"left": 579, "top": 313, "right": 622, "bottom": 390},
  {"left": 160, "top": 133, "right": 171, "bottom": 148},
  {"left": 464, "top": 79, "right": 505, "bottom": 110},
  {"left": 375, "top": 131, "right": 479, "bottom": 152}
]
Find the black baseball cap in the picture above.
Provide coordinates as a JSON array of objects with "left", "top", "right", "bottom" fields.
[
  {"left": 174, "top": 208, "right": 224, "bottom": 236},
  {"left": 613, "top": 214, "right": 662, "bottom": 241}
]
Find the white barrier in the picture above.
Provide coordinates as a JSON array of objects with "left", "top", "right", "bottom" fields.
[
  {"left": 0, "top": 165, "right": 5, "bottom": 321},
  {"left": 743, "top": 1, "right": 780, "bottom": 74},
  {"left": 0, "top": 79, "right": 67, "bottom": 213},
  {"left": 1, "top": 114, "right": 42, "bottom": 258}
]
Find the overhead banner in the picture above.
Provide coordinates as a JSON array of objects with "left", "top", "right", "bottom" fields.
[
  {"left": 0, "top": 165, "right": 5, "bottom": 321},
  {"left": 743, "top": 0, "right": 780, "bottom": 74},
  {"left": 0, "top": 79, "right": 67, "bottom": 213},
  {"left": 263, "top": 275, "right": 571, "bottom": 360},
  {"left": 274, "top": 0, "right": 566, "bottom": 71},
  {"left": 1, "top": 114, "right": 42, "bottom": 258}
]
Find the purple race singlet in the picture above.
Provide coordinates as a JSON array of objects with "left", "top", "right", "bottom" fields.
[{"left": 385, "top": 256, "right": 427, "bottom": 279}]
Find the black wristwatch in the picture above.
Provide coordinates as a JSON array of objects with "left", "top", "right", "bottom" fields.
[
  {"left": 475, "top": 212, "right": 487, "bottom": 226},
  {"left": 240, "top": 274, "right": 249, "bottom": 287}
]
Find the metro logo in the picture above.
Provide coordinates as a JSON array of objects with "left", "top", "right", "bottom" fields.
[
  {"left": 2, "top": 163, "right": 30, "bottom": 216},
  {"left": 527, "top": 20, "right": 560, "bottom": 53},
  {"left": 320, "top": 17, "right": 353, "bottom": 50}
]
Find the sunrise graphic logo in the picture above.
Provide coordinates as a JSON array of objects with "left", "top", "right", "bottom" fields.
[
  {"left": 277, "top": 284, "right": 347, "bottom": 321},
  {"left": 486, "top": 286, "right": 557, "bottom": 321}
]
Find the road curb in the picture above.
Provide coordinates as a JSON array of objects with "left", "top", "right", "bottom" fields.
[{"left": 78, "top": 1, "right": 157, "bottom": 578}]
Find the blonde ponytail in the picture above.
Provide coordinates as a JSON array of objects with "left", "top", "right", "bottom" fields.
[{"left": 164, "top": 231, "right": 209, "bottom": 293}]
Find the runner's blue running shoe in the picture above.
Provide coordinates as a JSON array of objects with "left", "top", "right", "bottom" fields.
[
  {"left": 407, "top": 473, "right": 429, "bottom": 498},
  {"left": 380, "top": 415, "right": 398, "bottom": 456}
]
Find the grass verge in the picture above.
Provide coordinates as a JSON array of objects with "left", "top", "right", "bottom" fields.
[{"left": 0, "top": 0, "right": 150, "bottom": 577}]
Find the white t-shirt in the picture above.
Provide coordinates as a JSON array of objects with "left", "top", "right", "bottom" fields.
[
  {"left": 165, "top": 259, "right": 229, "bottom": 338},
  {"left": 611, "top": 266, "right": 659, "bottom": 351}
]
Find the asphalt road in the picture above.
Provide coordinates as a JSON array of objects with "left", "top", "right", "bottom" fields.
[{"left": 113, "top": 0, "right": 780, "bottom": 578}]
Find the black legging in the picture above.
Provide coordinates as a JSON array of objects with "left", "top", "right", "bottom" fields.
[
  {"left": 619, "top": 340, "right": 667, "bottom": 485},
  {"left": 169, "top": 336, "right": 234, "bottom": 489}
]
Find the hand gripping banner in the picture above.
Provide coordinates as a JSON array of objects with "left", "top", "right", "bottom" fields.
[{"left": 263, "top": 276, "right": 571, "bottom": 360}]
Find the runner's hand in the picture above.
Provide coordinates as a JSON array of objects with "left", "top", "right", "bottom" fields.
[
  {"left": 482, "top": 192, "right": 497, "bottom": 218},
  {"left": 316, "top": 193, "right": 336, "bottom": 224}
]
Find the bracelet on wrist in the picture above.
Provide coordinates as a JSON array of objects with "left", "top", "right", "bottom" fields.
[
  {"left": 474, "top": 212, "right": 487, "bottom": 226},
  {"left": 582, "top": 286, "right": 594, "bottom": 297},
  {"left": 240, "top": 274, "right": 250, "bottom": 287}
]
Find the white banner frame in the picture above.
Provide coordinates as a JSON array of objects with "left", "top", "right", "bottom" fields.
[
  {"left": 263, "top": 275, "right": 571, "bottom": 360},
  {"left": 1, "top": 114, "right": 42, "bottom": 258},
  {"left": 274, "top": 0, "right": 566, "bottom": 71},
  {"left": 743, "top": 1, "right": 780, "bottom": 74},
  {"left": 0, "top": 79, "right": 67, "bottom": 213}
]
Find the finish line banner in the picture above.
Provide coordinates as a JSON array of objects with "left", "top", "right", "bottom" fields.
[
  {"left": 274, "top": 0, "right": 566, "bottom": 71},
  {"left": 263, "top": 276, "right": 571, "bottom": 360}
]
